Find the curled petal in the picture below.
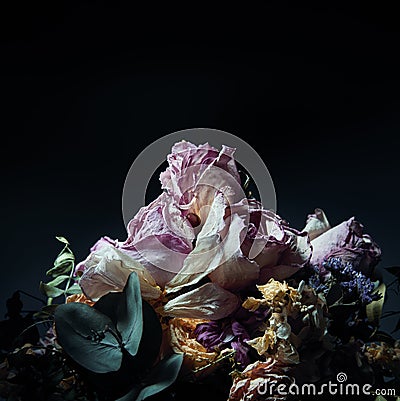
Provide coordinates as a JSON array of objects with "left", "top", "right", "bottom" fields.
[
  {"left": 310, "top": 217, "right": 381, "bottom": 274},
  {"left": 78, "top": 193, "right": 195, "bottom": 289},
  {"left": 165, "top": 194, "right": 246, "bottom": 293},
  {"left": 241, "top": 203, "right": 312, "bottom": 283},
  {"left": 208, "top": 253, "right": 259, "bottom": 291},
  {"left": 258, "top": 228, "right": 312, "bottom": 283},
  {"left": 161, "top": 282, "right": 240, "bottom": 320},
  {"left": 303, "top": 208, "right": 330, "bottom": 240},
  {"left": 78, "top": 245, "right": 162, "bottom": 302},
  {"left": 159, "top": 141, "right": 242, "bottom": 232}
]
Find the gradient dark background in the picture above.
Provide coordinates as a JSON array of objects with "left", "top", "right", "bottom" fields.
[{"left": 1, "top": 3, "right": 399, "bottom": 336}]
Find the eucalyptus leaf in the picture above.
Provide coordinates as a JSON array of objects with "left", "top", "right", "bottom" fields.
[
  {"left": 132, "top": 300, "right": 163, "bottom": 373},
  {"left": 40, "top": 282, "right": 65, "bottom": 298},
  {"left": 46, "top": 275, "right": 70, "bottom": 287},
  {"left": 135, "top": 353, "right": 183, "bottom": 401},
  {"left": 54, "top": 302, "right": 123, "bottom": 373},
  {"left": 366, "top": 283, "right": 386, "bottom": 323},
  {"left": 94, "top": 292, "right": 121, "bottom": 324},
  {"left": 116, "top": 353, "right": 183, "bottom": 401},
  {"left": 116, "top": 272, "right": 143, "bottom": 357},
  {"left": 47, "top": 249, "right": 75, "bottom": 277},
  {"left": 56, "top": 236, "right": 70, "bottom": 245},
  {"left": 66, "top": 283, "right": 82, "bottom": 295},
  {"left": 95, "top": 288, "right": 162, "bottom": 373}
]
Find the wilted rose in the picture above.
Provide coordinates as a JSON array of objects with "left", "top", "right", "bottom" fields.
[
  {"left": 76, "top": 244, "right": 162, "bottom": 302},
  {"left": 310, "top": 215, "right": 381, "bottom": 276},
  {"left": 241, "top": 201, "right": 312, "bottom": 283},
  {"left": 160, "top": 140, "right": 242, "bottom": 230}
]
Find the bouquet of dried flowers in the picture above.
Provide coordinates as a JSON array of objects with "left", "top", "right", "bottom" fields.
[{"left": 1, "top": 141, "right": 399, "bottom": 401}]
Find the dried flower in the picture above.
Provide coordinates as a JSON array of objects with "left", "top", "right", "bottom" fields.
[
  {"left": 229, "top": 358, "right": 293, "bottom": 401},
  {"left": 169, "top": 318, "right": 219, "bottom": 371},
  {"left": 310, "top": 216, "right": 381, "bottom": 276}
]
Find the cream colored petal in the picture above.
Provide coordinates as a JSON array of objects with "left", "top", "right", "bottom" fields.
[
  {"left": 165, "top": 194, "right": 246, "bottom": 294},
  {"left": 161, "top": 282, "right": 240, "bottom": 320},
  {"left": 303, "top": 208, "right": 331, "bottom": 240}
]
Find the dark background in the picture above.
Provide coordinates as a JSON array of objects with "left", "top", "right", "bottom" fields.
[{"left": 1, "top": 3, "right": 399, "bottom": 335}]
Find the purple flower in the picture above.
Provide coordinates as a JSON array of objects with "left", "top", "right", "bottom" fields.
[
  {"left": 194, "top": 319, "right": 251, "bottom": 366},
  {"left": 194, "top": 306, "right": 270, "bottom": 366},
  {"left": 319, "top": 257, "right": 380, "bottom": 305}
]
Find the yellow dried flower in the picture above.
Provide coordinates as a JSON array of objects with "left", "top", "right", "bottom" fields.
[
  {"left": 169, "top": 318, "right": 218, "bottom": 371},
  {"left": 256, "top": 279, "right": 301, "bottom": 313},
  {"left": 246, "top": 327, "right": 277, "bottom": 355}
]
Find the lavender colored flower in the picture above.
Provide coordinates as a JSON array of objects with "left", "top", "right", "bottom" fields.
[
  {"left": 194, "top": 319, "right": 251, "bottom": 366},
  {"left": 320, "top": 257, "right": 380, "bottom": 305},
  {"left": 194, "top": 306, "right": 270, "bottom": 366}
]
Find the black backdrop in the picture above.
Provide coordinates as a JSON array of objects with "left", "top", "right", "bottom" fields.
[{"left": 1, "top": 3, "right": 399, "bottom": 335}]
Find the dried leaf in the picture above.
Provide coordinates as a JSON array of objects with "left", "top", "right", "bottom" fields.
[{"left": 366, "top": 283, "right": 386, "bottom": 324}]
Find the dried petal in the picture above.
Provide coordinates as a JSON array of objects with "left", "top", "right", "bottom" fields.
[
  {"left": 303, "top": 208, "right": 330, "bottom": 240},
  {"left": 161, "top": 282, "right": 240, "bottom": 320},
  {"left": 78, "top": 244, "right": 162, "bottom": 302}
]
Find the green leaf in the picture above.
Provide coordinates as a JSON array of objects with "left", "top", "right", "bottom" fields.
[
  {"left": 374, "top": 396, "right": 387, "bottom": 401},
  {"left": 366, "top": 283, "right": 386, "bottom": 323},
  {"left": 56, "top": 236, "right": 70, "bottom": 245},
  {"left": 116, "top": 353, "right": 183, "bottom": 401},
  {"left": 54, "top": 302, "right": 123, "bottom": 373},
  {"left": 40, "top": 282, "right": 65, "bottom": 298},
  {"left": 47, "top": 249, "right": 75, "bottom": 277},
  {"left": 46, "top": 275, "right": 70, "bottom": 287},
  {"left": 66, "top": 283, "right": 82, "bottom": 295},
  {"left": 116, "top": 272, "right": 143, "bottom": 357}
]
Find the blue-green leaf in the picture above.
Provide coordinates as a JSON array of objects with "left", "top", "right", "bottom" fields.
[
  {"left": 116, "top": 272, "right": 143, "bottom": 357},
  {"left": 54, "top": 302, "right": 123, "bottom": 373},
  {"left": 95, "top": 291, "right": 162, "bottom": 373},
  {"left": 116, "top": 353, "right": 183, "bottom": 401}
]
